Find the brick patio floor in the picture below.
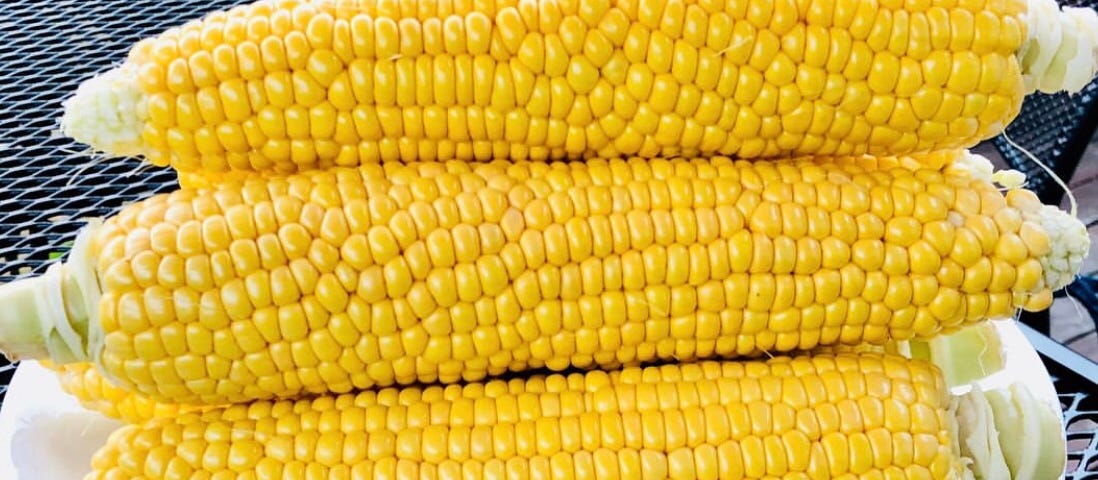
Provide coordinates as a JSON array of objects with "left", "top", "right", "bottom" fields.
[{"left": 975, "top": 140, "right": 1098, "bottom": 362}]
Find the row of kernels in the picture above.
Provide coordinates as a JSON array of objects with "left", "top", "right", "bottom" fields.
[
  {"left": 96, "top": 280, "right": 1023, "bottom": 403},
  {"left": 103, "top": 175, "right": 1024, "bottom": 258},
  {"left": 96, "top": 218, "right": 1046, "bottom": 313},
  {"left": 93, "top": 437, "right": 947, "bottom": 479},
  {"left": 138, "top": 57, "right": 1021, "bottom": 165},
  {"left": 169, "top": 354, "right": 940, "bottom": 414},
  {"left": 134, "top": 0, "right": 1024, "bottom": 88}
]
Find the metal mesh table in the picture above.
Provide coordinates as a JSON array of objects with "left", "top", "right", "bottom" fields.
[
  {"left": 0, "top": 0, "right": 241, "bottom": 404},
  {"left": 1, "top": 1, "right": 1097, "bottom": 478}
]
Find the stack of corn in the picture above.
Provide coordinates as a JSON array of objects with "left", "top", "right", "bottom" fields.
[{"left": 1, "top": 0, "right": 1095, "bottom": 477}]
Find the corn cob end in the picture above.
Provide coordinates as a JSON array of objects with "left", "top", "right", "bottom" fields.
[
  {"left": 0, "top": 222, "right": 102, "bottom": 364},
  {"left": 1022, "top": 0, "right": 1098, "bottom": 93},
  {"left": 0, "top": 274, "right": 56, "bottom": 361},
  {"left": 952, "top": 152, "right": 1089, "bottom": 297},
  {"left": 61, "top": 64, "right": 147, "bottom": 159},
  {"left": 953, "top": 383, "right": 1066, "bottom": 480},
  {"left": 938, "top": 317, "right": 1068, "bottom": 480}
]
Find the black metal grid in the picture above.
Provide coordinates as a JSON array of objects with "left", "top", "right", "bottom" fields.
[
  {"left": 992, "top": 85, "right": 1098, "bottom": 207},
  {"left": 0, "top": 1, "right": 1095, "bottom": 478}
]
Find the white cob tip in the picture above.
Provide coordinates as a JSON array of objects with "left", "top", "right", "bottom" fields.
[
  {"left": 60, "top": 64, "right": 147, "bottom": 157},
  {"left": 1032, "top": 203, "right": 1089, "bottom": 290},
  {"left": 1021, "top": 0, "right": 1098, "bottom": 94}
]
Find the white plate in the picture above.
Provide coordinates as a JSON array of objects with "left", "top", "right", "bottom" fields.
[
  {"left": 0, "top": 321, "right": 1064, "bottom": 480},
  {"left": 0, "top": 361, "right": 121, "bottom": 480}
]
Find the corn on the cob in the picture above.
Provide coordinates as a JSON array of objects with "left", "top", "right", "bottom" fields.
[
  {"left": 44, "top": 361, "right": 193, "bottom": 423},
  {"left": 0, "top": 153, "right": 1086, "bottom": 405},
  {"left": 83, "top": 353, "right": 1052, "bottom": 480},
  {"left": 61, "top": 0, "right": 1098, "bottom": 177}
]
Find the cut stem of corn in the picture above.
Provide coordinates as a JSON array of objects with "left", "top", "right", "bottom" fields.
[
  {"left": 948, "top": 318, "right": 1067, "bottom": 480},
  {"left": 43, "top": 361, "right": 195, "bottom": 424},
  {"left": 1021, "top": 0, "right": 1098, "bottom": 93},
  {"left": 0, "top": 153, "right": 1086, "bottom": 404},
  {"left": 61, "top": 0, "right": 1098, "bottom": 175},
  {"left": 84, "top": 348, "right": 1064, "bottom": 480}
]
